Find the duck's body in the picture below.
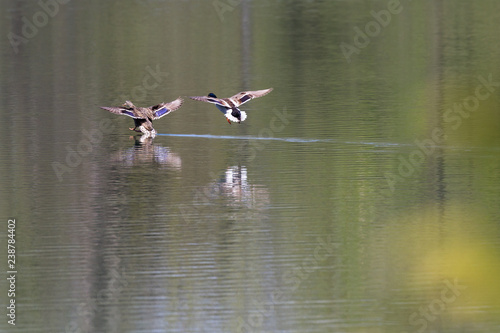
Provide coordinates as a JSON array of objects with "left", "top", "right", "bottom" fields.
[
  {"left": 189, "top": 88, "right": 273, "bottom": 124},
  {"left": 100, "top": 98, "right": 183, "bottom": 136}
]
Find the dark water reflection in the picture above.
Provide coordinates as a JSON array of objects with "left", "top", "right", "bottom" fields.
[{"left": 1, "top": 1, "right": 500, "bottom": 332}]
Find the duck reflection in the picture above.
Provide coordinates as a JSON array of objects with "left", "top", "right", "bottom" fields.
[
  {"left": 109, "top": 135, "right": 181, "bottom": 169},
  {"left": 201, "top": 165, "right": 269, "bottom": 209}
]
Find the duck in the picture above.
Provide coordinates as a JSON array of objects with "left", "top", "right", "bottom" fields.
[
  {"left": 100, "top": 97, "right": 183, "bottom": 136},
  {"left": 189, "top": 88, "right": 273, "bottom": 124}
]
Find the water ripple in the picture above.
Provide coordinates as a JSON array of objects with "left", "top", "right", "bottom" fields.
[
  {"left": 158, "top": 133, "right": 329, "bottom": 143},
  {"left": 158, "top": 133, "right": 500, "bottom": 152}
]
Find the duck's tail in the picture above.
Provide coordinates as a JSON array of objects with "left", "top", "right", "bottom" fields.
[{"left": 240, "top": 111, "right": 247, "bottom": 122}]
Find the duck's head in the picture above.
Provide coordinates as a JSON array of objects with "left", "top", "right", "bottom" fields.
[{"left": 208, "top": 93, "right": 217, "bottom": 98}]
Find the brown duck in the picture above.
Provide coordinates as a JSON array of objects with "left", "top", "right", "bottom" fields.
[{"left": 100, "top": 98, "right": 184, "bottom": 136}]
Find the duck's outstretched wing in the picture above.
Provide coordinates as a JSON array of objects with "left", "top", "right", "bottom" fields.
[
  {"left": 189, "top": 95, "right": 229, "bottom": 108},
  {"left": 228, "top": 88, "right": 273, "bottom": 107},
  {"left": 150, "top": 97, "right": 184, "bottom": 119},
  {"left": 99, "top": 106, "right": 140, "bottom": 119}
]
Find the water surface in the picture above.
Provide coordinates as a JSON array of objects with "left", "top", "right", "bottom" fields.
[{"left": 1, "top": 1, "right": 500, "bottom": 332}]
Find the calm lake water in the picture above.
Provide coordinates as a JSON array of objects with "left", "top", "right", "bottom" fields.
[{"left": 1, "top": 0, "right": 500, "bottom": 332}]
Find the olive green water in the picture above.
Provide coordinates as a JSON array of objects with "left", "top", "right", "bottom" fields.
[{"left": 1, "top": 1, "right": 500, "bottom": 332}]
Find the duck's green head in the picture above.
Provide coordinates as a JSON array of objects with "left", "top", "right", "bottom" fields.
[{"left": 208, "top": 93, "right": 217, "bottom": 98}]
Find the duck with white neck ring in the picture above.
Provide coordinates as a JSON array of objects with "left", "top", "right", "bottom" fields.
[{"left": 189, "top": 88, "right": 273, "bottom": 124}]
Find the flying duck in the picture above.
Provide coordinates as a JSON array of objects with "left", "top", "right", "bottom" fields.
[
  {"left": 100, "top": 98, "right": 183, "bottom": 136},
  {"left": 189, "top": 88, "right": 273, "bottom": 124}
]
